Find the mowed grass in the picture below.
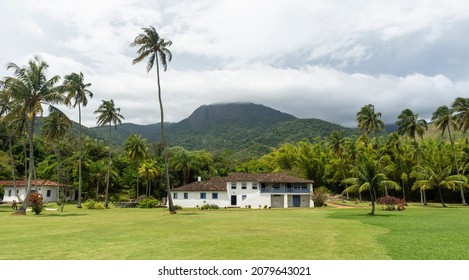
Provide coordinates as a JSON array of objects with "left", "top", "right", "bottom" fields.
[{"left": 0, "top": 203, "right": 468, "bottom": 260}]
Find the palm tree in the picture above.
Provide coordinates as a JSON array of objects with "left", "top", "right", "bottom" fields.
[
  {"left": 0, "top": 87, "right": 17, "bottom": 196},
  {"left": 138, "top": 160, "right": 158, "bottom": 197},
  {"left": 452, "top": 97, "right": 469, "bottom": 132},
  {"left": 131, "top": 26, "right": 176, "bottom": 214},
  {"left": 94, "top": 99, "right": 124, "bottom": 208},
  {"left": 3, "top": 56, "right": 65, "bottom": 214},
  {"left": 89, "top": 160, "right": 107, "bottom": 199},
  {"left": 42, "top": 110, "right": 72, "bottom": 211},
  {"left": 432, "top": 105, "right": 467, "bottom": 205},
  {"left": 396, "top": 108, "right": 428, "bottom": 204},
  {"left": 124, "top": 134, "right": 148, "bottom": 198},
  {"left": 357, "top": 104, "right": 385, "bottom": 137},
  {"left": 411, "top": 143, "right": 467, "bottom": 208},
  {"left": 356, "top": 104, "right": 386, "bottom": 194},
  {"left": 343, "top": 155, "right": 400, "bottom": 215},
  {"left": 170, "top": 147, "right": 198, "bottom": 185},
  {"left": 63, "top": 72, "right": 93, "bottom": 208},
  {"left": 328, "top": 131, "right": 348, "bottom": 198}
]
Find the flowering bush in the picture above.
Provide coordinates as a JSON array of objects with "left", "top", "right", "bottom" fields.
[
  {"left": 28, "top": 193, "right": 44, "bottom": 215},
  {"left": 377, "top": 195, "right": 406, "bottom": 211}
]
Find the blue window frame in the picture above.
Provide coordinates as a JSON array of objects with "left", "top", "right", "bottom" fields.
[
  {"left": 212, "top": 193, "right": 218, "bottom": 199},
  {"left": 200, "top": 193, "right": 206, "bottom": 199}
]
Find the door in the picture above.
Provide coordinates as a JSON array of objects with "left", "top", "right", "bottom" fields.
[
  {"left": 231, "top": 195, "right": 237, "bottom": 206},
  {"left": 293, "top": 195, "right": 301, "bottom": 207}
]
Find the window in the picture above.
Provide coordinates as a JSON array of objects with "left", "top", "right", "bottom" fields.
[
  {"left": 212, "top": 193, "right": 218, "bottom": 199},
  {"left": 16, "top": 190, "right": 19, "bottom": 195},
  {"left": 8, "top": 190, "right": 12, "bottom": 196},
  {"left": 184, "top": 193, "right": 188, "bottom": 199},
  {"left": 200, "top": 193, "right": 206, "bottom": 199},
  {"left": 231, "top": 182, "right": 237, "bottom": 189},
  {"left": 252, "top": 182, "right": 258, "bottom": 189},
  {"left": 46, "top": 190, "right": 51, "bottom": 197},
  {"left": 242, "top": 195, "right": 247, "bottom": 201},
  {"left": 173, "top": 192, "right": 178, "bottom": 199},
  {"left": 241, "top": 182, "right": 247, "bottom": 189}
]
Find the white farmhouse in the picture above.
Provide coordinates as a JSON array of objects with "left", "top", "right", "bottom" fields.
[
  {"left": 0, "top": 180, "right": 75, "bottom": 203},
  {"left": 171, "top": 173, "right": 314, "bottom": 208}
]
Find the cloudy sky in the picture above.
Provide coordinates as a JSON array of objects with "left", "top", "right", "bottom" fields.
[{"left": 1, "top": 0, "right": 469, "bottom": 128}]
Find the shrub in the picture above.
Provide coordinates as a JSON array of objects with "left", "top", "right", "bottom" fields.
[
  {"left": 84, "top": 199, "right": 96, "bottom": 209},
  {"left": 28, "top": 193, "right": 44, "bottom": 215},
  {"left": 138, "top": 198, "right": 159, "bottom": 208},
  {"left": 200, "top": 204, "right": 219, "bottom": 210},
  {"left": 377, "top": 196, "right": 406, "bottom": 211},
  {"left": 97, "top": 202, "right": 106, "bottom": 209},
  {"left": 312, "top": 186, "right": 329, "bottom": 207},
  {"left": 174, "top": 205, "right": 183, "bottom": 210},
  {"left": 84, "top": 199, "right": 106, "bottom": 210}
]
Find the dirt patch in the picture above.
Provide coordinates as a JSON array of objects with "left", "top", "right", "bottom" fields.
[{"left": 326, "top": 202, "right": 354, "bottom": 209}]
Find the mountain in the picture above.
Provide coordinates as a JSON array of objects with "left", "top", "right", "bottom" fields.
[{"left": 87, "top": 102, "right": 357, "bottom": 156}]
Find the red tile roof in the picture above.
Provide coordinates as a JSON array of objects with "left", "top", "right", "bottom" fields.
[
  {"left": 173, "top": 177, "right": 227, "bottom": 191},
  {"left": 227, "top": 173, "right": 314, "bottom": 183},
  {"left": 0, "top": 180, "right": 63, "bottom": 187},
  {"left": 172, "top": 173, "right": 313, "bottom": 191}
]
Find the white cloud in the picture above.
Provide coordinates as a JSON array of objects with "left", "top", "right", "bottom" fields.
[{"left": 2, "top": 0, "right": 469, "bottom": 130}]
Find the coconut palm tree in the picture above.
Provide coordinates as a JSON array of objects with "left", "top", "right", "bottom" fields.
[
  {"left": 412, "top": 142, "right": 467, "bottom": 208},
  {"left": 0, "top": 87, "right": 18, "bottom": 197},
  {"left": 124, "top": 134, "right": 148, "bottom": 197},
  {"left": 63, "top": 72, "right": 93, "bottom": 208},
  {"left": 343, "top": 155, "right": 400, "bottom": 216},
  {"left": 452, "top": 97, "right": 469, "bottom": 133},
  {"left": 432, "top": 105, "right": 467, "bottom": 205},
  {"left": 131, "top": 26, "right": 176, "bottom": 214},
  {"left": 138, "top": 160, "right": 158, "bottom": 197},
  {"left": 94, "top": 99, "right": 124, "bottom": 208},
  {"left": 356, "top": 104, "right": 386, "bottom": 194},
  {"left": 42, "top": 110, "right": 72, "bottom": 211},
  {"left": 396, "top": 108, "right": 428, "bottom": 204},
  {"left": 3, "top": 56, "right": 65, "bottom": 213},
  {"left": 328, "top": 130, "right": 349, "bottom": 198}
]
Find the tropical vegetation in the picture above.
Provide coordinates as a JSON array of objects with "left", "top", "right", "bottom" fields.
[{"left": 1, "top": 53, "right": 469, "bottom": 216}]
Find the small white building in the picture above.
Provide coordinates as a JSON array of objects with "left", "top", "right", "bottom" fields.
[
  {"left": 171, "top": 173, "right": 314, "bottom": 208},
  {"left": 0, "top": 179, "right": 75, "bottom": 203}
]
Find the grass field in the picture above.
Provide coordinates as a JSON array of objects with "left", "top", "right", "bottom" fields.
[{"left": 1, "top": 202, "right": 468, "bottom": 260}]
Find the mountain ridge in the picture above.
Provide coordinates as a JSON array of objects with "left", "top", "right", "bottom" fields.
[{"left": 87, "top": 102, "right": 358, "bottom": 156}]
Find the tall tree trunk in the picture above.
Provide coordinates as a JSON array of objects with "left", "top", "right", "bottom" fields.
[
  {"left": 136, "top": 161, "right": 139, "bottom": 198},
  {"left": 104, "top": 124, "right": 111, "bottom": 208},
  {"left": 77, "top": 103, "right": 83, "bottom": 208},
  {"left": 438, "top": 188, "right": 447, "bottom": 208},
  {"left": 447, "top": 127, "right": 467, "bottom": 205},
  {"left": 156, "top": 59, "right": 176, "bottom": 214},
  {"left": 369, "top": 187, "right": 375, "bottom": 216},
  {"left": 8, "top": 135, "right": 19, "bottom": 202},
  {"left": 18, "top": 118, "right": 35, "bottom": 214}
]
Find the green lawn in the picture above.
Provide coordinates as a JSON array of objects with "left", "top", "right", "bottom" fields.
[{"left": 1, "top": 203, "right": 468, "bottom": 260}]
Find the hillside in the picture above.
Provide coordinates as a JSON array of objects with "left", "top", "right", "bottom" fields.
[{"left": 86, "top": 102, "right": 357, "bottom": 155}]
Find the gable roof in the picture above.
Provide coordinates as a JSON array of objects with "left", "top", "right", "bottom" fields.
[
  {"left": 227, "top": 173, "right": 314, "bottom": 183},
  {"left": 172, "top": 173, "right": 313, "bottom": 192},
  {"left": 173, "top": 177, "right": 227, "bottom": 191},
  {"left": 0, "top": 180, "right": 63, "bottom": 188}
]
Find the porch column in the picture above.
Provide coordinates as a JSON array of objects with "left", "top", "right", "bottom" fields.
[{"left": 284, "top": 194, "right": 288, "bottom": 208}]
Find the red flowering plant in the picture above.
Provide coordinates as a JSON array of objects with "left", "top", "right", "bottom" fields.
[
  {"left": 377, "top": 195, "right": 406, "bottom": 211},
  {"left": 28, "top": 193, "right": 44, "bottom": 215}
]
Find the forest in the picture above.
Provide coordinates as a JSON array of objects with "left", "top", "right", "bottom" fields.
[{"left": 1, "top": 55, "right": 469, "bottom": 211}]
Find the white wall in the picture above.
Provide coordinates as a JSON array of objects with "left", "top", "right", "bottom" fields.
[
  {"left": 171, "top": 181, "right": 314, "bottom": 208},
  {"left": 2, "top": 186, "right": 74, "bottom": 202},
  {"left": 172, "top": 191, "right": 230, "bottom": 208}
]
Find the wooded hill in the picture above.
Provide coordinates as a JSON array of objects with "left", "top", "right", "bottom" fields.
[{"left": 87, "top": 103, "right": 358, "bottom": 156}]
